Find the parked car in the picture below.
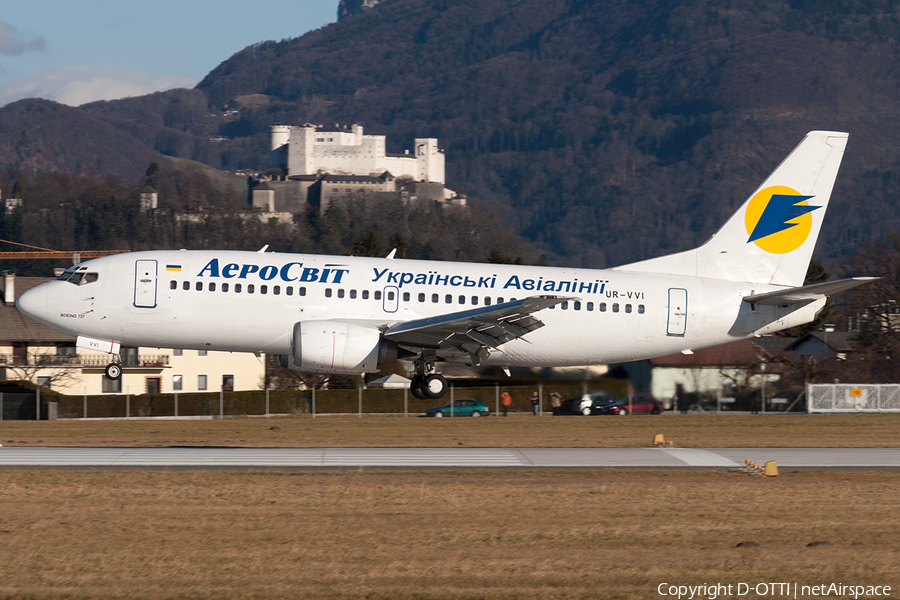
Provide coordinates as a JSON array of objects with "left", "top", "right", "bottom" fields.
[
  {"left": 426, "top": 399, "right": 491, "bottom": 417},
  {"left": 561, "top": 392, "right": 618, "bottom": 415},
  {"left": 596, "top": 395, "right": 664, "bottom": 415}
]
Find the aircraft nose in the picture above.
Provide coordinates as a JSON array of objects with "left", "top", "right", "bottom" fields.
[{"left": 16, "top": 284, "right": 49, "bottom": 323}]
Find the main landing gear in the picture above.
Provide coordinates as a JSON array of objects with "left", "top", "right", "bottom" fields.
[
  {"left": 409, "top": 358, "right": 447, "bottom": 400},
  {"left": 105, "top": 357, "right": 123, "bottom": 380}
]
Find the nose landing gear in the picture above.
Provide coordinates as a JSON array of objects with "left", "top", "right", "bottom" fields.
[{"left": 104, "top": 358, "right": 123, "bottom": 380}]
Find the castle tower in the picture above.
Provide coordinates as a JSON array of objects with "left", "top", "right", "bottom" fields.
[{"left": 415, "top": 138, "right": 444, "bottom": 184}]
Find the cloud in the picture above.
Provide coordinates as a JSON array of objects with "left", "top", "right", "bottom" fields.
[
  {"left": 0, "top": 65, "right": 200, "bottom": 107},
  {"left": 0, "top": 19, "right": 45, "bottom": 55}
]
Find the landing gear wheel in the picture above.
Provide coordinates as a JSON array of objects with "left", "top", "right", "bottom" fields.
[
  {"left": 410, "top": 376, "right": 427, "bottom": 400},
  {"left": 105, "top": 362, "right": 122, "bottom": 380},
  {"left": 422, "top": 374, "right": 448, "bottom": 399}
]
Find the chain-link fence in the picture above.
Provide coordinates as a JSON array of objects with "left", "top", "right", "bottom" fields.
[
  {"left": 808, "top": 384, "right": 900, "bottom": 413},
  {"left": 51, "top": 382, "right": 614, "bottom": 419}
]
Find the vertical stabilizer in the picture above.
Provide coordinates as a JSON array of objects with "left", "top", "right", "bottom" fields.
[{"left": 614, "top": 131, "right": 849, "bottom": 287}]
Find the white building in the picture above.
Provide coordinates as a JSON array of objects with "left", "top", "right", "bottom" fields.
[{"left": 270, "top": 123, "right": 445, "bottom": 184}]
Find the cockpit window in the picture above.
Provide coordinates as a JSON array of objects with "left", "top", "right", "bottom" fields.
[
  {"left": 56, "top": 267, "right": 78, "bottom": 281},
  {"left": 62, "top": 271, "right": 98, "bottom": 285}
]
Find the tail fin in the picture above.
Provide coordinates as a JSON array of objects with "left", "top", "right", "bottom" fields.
[{"left": 614, "top": 131, "right": 849, "bottom": 287}]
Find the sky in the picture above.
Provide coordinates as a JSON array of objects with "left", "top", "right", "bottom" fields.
[{"left": 0, "top": 0, "right": 339, "bottom": 108}]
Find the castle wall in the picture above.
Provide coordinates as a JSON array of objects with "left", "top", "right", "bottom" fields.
[{"left": 272, "top": 124, "right": 445, "bottom": 184}]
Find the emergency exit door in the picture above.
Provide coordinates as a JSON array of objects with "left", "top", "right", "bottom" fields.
[
  {"left": 666, "top": 288, "right": 687, "bottom": 336},
  {"left": 134, "top": 260, "right": 158, "bottom": 308}
]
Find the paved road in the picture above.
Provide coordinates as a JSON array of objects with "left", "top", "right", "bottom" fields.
[{"left": 2, "top": 447, "right": 900, "bottom": 470}]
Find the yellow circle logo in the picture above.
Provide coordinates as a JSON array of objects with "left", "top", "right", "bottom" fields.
[{"left": 744, "top": 186, "right": 819, "bottom": 254}]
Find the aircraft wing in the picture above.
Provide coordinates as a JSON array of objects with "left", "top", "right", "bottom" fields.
[
  {"left": 384, "top": 296, "right": 572, "bottom": 363},
  {"left": 742, "top": 277, "right": 877, "bottom": 306}
]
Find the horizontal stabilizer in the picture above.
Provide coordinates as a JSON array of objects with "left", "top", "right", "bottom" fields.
[{"left": 742, "top": 277, "right": 877, "bottom": 306}]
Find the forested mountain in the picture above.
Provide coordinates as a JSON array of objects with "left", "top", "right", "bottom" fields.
[{"left": 4, "top": 0, "right": 900, "bottom": 268}]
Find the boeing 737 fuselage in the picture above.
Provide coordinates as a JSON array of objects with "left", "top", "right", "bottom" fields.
[{"left": 16, "top": 131, "right": 872, "bottom": 399}]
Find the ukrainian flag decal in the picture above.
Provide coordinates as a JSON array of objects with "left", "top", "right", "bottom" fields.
[
  {"left": 166, "top": 265, "right": 182, "bottom": 272},
  {"left": 745, "top": 186, "right": 820, "bottom": 254}
]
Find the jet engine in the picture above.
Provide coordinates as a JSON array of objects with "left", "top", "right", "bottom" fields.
[{"left": 279, "top": 321, "right": 397, "bottom": 374}]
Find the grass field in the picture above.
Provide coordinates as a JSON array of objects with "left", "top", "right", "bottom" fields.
[
  {"left": 2, "top": 412, "right": 900, "bottom": 448},
  {"left": 1, "top": 414, "right": 899, "bottom": 599}
]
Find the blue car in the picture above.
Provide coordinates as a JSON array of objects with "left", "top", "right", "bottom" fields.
[{"left": 426, "top": 399, "right": 491, "bottom": 417}]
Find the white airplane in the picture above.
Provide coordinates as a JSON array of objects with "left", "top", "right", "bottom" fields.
[{"left": 17, "top": 131, "right": 872, "bottom": 399}]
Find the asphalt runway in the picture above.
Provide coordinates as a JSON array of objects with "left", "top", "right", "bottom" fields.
[{"left": 2, "top": 447, "right": 900, "bottom": 470}]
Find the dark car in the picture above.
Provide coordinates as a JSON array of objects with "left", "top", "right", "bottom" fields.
[
  {"left": 561, "top": 392, "right": 618, "bottom": 415},
  {"left": 595, "top": 395, "right": 664, "bottom": 415},
  {"left": 426, "top": 399, "right": 491, "bottom": 417}
]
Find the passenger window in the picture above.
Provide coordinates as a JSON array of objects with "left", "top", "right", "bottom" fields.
[
  {"left": 599, "top": 303, "right": 606, "bottom": 312},
  {"left": 248, "top": 284, "right": 255, "bottom": 294},
  {"left": 222, "top": 283, "right": 229, "bottom": 292},
  {"left": 325, "top": 289, "right": 332, "bottom": 298},
  {"left": 261, "top": 285, "right": 267, "bottom": 295},
  {"left": 638, "top": 304, "right": 645, "bottom": 314},
  {"left": 403, "top": 292, "right": 410, "bottom": 302},
  {"left": 587, "top": 302, "right": 594, "bottom": 311},
  {"left": 170, "top": 281, "right": 177, "bottom": 290},
  {"left": 612, "top": 303, "right": 619, "bottom": 313},
  {"left": 183, "top": 281, "right": 190, "bottom": 291},
  {"left": 625, "top": 304, "right": 632, "bottom": 313},
  {"left": 350, "top": 290, "right": 357, "bottom": 299},
  {"left": 418, "top": 293, "right": 425, "bottom": 302},
  {"left": 337, "top": 289, "right": 344, "bottom": 298},
  {"left": 235, "top": 284, "right": 242, "bottom": 293},
  {"left": 375, "top": 291, "right": 382, "bottom": 300},
  {"left": 209, "top": 282, "right": 216, "bottom": 292},
  {"left": 196, "top": 281, "right": 203, "bottom": 291}
]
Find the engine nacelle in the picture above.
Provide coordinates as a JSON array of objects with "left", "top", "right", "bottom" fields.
[{"left": 282, "top": 321, "right": 398, "bottom": 375}]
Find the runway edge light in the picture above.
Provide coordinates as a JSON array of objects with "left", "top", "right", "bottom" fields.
[{"left": 653, "top": 434, "right": 673, "bottom": 447}]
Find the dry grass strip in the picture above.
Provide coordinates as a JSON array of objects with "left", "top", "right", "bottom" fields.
[
  {"left": 2, "top": 413, "right": 900, "bottom": 448},
  {"left": 0, "top": 470, "right": 898, "bottom": 599}
]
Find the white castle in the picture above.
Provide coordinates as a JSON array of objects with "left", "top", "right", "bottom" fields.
[
  {"left": 254, "top": 123, "right": 463, "bottom": 214},
  {"left": 269, "top": 123, "right": 445, "bottom": 184}
]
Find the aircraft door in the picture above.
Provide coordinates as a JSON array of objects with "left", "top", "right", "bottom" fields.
[
  {"left": 134, "top": 260, "right": 158, "bottom": 308},
  {"left": 666, "top": 288, "right": 687, "bottom": 336},
  {"left": 383, "top": 286, "right": 399, "bottom": 313}
]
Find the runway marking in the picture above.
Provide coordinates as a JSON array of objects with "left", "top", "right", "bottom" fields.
[{"left": 660, "top": 448, "right": 741, "bottom": 467}]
